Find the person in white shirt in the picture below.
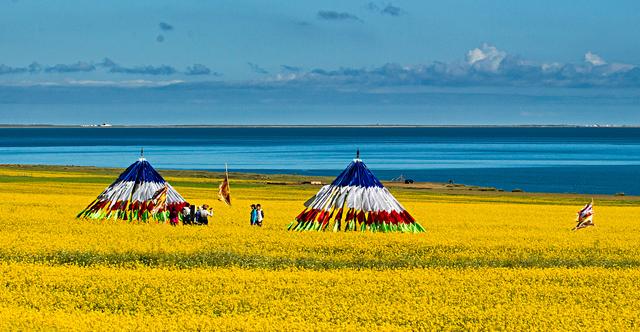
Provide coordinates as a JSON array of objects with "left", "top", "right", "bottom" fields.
[
  {"left": 182, "top": 205, "right": 191, "bottom": 225},
  {"left": 199, "top": 204, "right": 213, "bottom": 225},
  {"left": 255, "top": 204, "right": 264, "bottom": 227}
]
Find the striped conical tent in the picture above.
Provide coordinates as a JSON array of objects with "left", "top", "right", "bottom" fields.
[
  {"left": 289, "top": 153, "right": 424, "bottom": 233},
  {"left": 77, "top": 157, "right": 187, "bottom": 222}
]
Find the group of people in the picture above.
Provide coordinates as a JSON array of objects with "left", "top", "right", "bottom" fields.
[
  {"left": 250, "top": 204, "right": 264, "bottom": 226},
  {"left": 168, "top": 204, "right": 214, "bottom": 226},
  {"left": 168, "top": 203, "right": 266, "bottom": 227}
]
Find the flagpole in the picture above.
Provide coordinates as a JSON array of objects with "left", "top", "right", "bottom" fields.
[{"left": 218, "top": 163, "right": 231, "bottom": 206}]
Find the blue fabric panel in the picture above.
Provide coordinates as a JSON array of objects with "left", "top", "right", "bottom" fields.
[
  {"left": 331, "top": 160, "right": 384, "bottom": 188},
  {"left": 115, "top": 159, "right": 166, "bottom": 183}
]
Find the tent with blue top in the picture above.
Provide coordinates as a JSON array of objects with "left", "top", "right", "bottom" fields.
[
  {"left": 289, "top": 150, "right": 424, "bottom": 233},
  {"left": 77, "top": 150, "right": 187, "bottom": 222}
]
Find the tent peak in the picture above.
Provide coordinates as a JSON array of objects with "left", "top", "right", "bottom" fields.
[{"left": 354, "top": 148, "right": 361, "bottom": 162}]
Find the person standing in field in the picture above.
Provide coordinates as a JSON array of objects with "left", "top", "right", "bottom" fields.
[
  {"left": 194, "top": 206, "right": 201, "bottom": 224},
  {"left": 256, "top": 204, "right": 264, "bottom": 227},
  {"left": 182, "top": 204, "right": 191, "bottom": 225},
  {"left": 169, "top": 207, "right": 179, "bottom": 226},
  {"left": 250, "top": 204, "right": 257, "bottom": 226},
  {"left": 199, "top": 204, "right": 212, "bottom": 225},
  {"left": 189, "top": 204, "right": 196, "bottom": 224}
]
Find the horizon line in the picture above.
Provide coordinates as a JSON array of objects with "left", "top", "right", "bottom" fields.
[{"left": 1, "top": 124, "right": 639, "bottom": 129}]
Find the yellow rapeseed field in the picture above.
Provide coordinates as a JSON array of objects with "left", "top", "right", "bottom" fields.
[{"left": 0, "top": 166, "right": 639, "bottom": 330}]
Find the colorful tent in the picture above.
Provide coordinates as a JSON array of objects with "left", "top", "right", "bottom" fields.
[
  {"left": 77, "top": 156, "right": 188, "bottom": 222},
  {"left": 289, "top": 152, "right": 424, "bottom": 233}
]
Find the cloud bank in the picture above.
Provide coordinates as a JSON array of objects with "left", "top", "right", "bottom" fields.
[
  {"left": 317, "top": 10, "right": 362, "bottom": 22},
  {"left": 45, "top": 61, "right": 96, "bottom": 73},
  {"left": 367, "top": 2, "right": 404, "bottom": 16},
  {"left": 281, "top": 65, "right": 302, "bottom": 73},
  {"left": 186, "top": 64, "right": 221, "bottom": 76},
  {"left": 247, "top": 62, "right": 269, "bottom": 74},
  {"left": 101, "top": 59, "right": 176, "bottom": 75},
  {"left": 0, "top": 58, "right": 222, "bottom": 77},
  {"left": 1, "top": 61, "right": 96, "bottom": 74},
  {"left": 0, "top": 44, "right": 638, "bottom": 87},
  {"left": 267, "top": 44, "right": 640, "bottom": 88},
  {"left": 0, "top": 64, "right": 27, "bottom": 75}
]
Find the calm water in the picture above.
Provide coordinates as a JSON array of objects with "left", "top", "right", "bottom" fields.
[{"left": 1, "top": 127, "right": 640, "bottom": 195}]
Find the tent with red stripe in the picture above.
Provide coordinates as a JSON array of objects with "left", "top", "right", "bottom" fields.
[
  {"left": 288, "top": 151, "right": 424, "bottom": 233},
  {"left": 77, "top": 154, "right": 188, "bottom": 223}
]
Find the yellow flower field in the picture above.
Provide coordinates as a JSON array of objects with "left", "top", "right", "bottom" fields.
[{"left": 0, "top": 166, "right": 639, "bottom": 330}]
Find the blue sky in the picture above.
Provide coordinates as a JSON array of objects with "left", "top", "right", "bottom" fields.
[{"left": 1, "top": 0, "right": 639, "bottom": 124}]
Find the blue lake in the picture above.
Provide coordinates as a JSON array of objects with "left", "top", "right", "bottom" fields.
[{"left": 1, "top": 127, "right": 640, "bottom": 195}]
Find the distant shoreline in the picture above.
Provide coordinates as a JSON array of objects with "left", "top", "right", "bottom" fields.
[
  {"left": 1, "top": 124, "right": 639, "bottom": 129},
  {"left": 1, "top": 163, "right": 638, "bottom": 200}
]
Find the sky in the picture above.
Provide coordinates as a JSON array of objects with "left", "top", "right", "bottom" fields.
[{"left": 1, "top": 0, "right": 639, "bottom": 125}]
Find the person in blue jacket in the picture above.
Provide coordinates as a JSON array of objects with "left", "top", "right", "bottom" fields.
[{"left": 250, "top": 204, "right": 257, "bottom": 226}]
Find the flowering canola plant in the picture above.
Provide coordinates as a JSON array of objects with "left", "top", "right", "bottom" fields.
[{"left": 0, "top": 166, "right": 639, "bottom": 330}]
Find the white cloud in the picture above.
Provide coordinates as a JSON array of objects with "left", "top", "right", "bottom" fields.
[
  {"left": 0, "top": 79, "right": 185, "bottom": 87},
  {"left": 67, "top": 79, "right": 185, "bottom": 87},
  {"left": 584, "top": 51, "right": 606, "bottom": 66},
  {"left": 466, "top": 43, "right": 507, "bottom": 72},
  {"left": 607, "top": 63, "right": 635, "bottom": 73},
  {"left": 541, "top": 62, "right": 562, "bottom": 72}
]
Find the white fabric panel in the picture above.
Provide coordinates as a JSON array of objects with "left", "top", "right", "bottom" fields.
[
  {"left": 382, "top": 187, "right": 405, "bottom": 211},
  {"left": 304, "top": 185, "right": 330, "bottom": 208},
  {"left": 345, "top": 187, "right": 363, "bottom": 209},
  {"left": 334, "top": 186, "right": 350, "bottom": 209},
  {"left": 100, "top": 181, "right": 135, "bottom": 203},
  {"left": 321, "top": 187, "right": 340, "bottom": 210},
  {"left": 131, "top": 181, "right": 162, "bottom": 201},
  {"left": 303, "top": 194, "right": 318, "bottom": 208},
  {"left": 166, "top": 184, "right": 186, "bottom": 203},
  {"left": 345, "top": 186, "right": 362, "bottom": 210},
  {"left": 310, "top": 186, "right": 333, "bottom": 210},
  {"left": 303, "top": 185, "right": 407, "bottom": 213},
  {"left": 373, "top": 187, "right": 400, "bottom": 212},
  {"left": 361, "top": 188, "right": 372, "bottom": 211},
  {"left": 369, "top": 188, "right": 385, "bottom": 211},
  {"left": 97, "top": 180, "right": 186, "bottom": 205}
]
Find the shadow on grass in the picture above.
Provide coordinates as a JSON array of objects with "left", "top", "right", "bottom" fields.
[{"left": 2, "top": 249, "right": 639, "bottom": 269}]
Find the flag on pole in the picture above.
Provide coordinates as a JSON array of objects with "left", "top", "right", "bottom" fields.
[
  {"left": 573, "top": 199, "right": 595, "bottom": 231},
  {"left": 218, "top": 164, "right": 231, "bottom": 206},
  {"left": 150, "top": 184, "right": 169, "bottom": 214}
]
